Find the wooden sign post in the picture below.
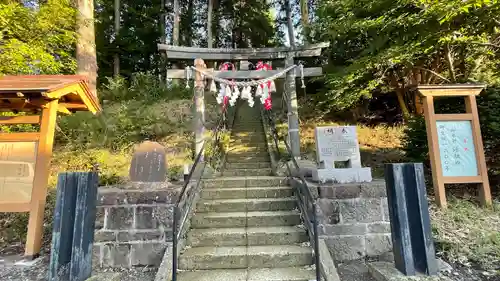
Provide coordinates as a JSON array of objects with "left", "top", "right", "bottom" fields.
[
  {"left": 0, "top": 75, "right": 101, "bottom": 258},
  {"left": 417, "top": 84, "right": 492, "bottom": 208}
]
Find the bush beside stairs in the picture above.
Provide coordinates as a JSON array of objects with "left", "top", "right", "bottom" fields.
[{"left": 176, "top": 104, "right": 316, "bottom": 280}]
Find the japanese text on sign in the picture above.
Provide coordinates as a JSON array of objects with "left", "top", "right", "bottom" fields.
[{"left": 436, "top": 121, "right": 478, "bottom": 177}]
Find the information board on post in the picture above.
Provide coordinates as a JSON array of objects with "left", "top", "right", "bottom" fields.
[
  {"left": 417, "top": 84, "right": 492, "bottom": 208},
  {"left": 436, "top": 121, "right": 478, "bottom": 177}
]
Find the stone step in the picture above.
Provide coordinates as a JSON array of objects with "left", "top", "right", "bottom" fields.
[
  {"left": 226, "top": 155, "right": 270, "bottom": 162},
  {"left": 178, "top": 245, "right": 313, "bottom": 270},
  {"left": 191, "top": 211, "right": 301, "bottom": 228},
  {"left": 230, "top": 135, "right": 267, "bottom": 141},
  {"left": 226, "top": 151, "right": 269, "bottom": 160},
  {"left": 201, "top": 186, "right": 294, "bottom": 200},
  {"left": 227, "top": 146, "right": 268, "bottom": 152},
  {"left": 222, "top": 168, "right": 272, "bottom": 176},
  {"left": 203, "top": 176, "right": 287, "bottom": 188},
  {"left": 196, "top": 197, "right": 296, "bottom": 212},
  {"left": 225, "top": 162, "right": 271, "bottom": 169},
  {"left": 177, "top": 267, "right": 315, "bottom": 281},
  {"left": 187, "top": 226, "right": 308, "bottom": 247}
]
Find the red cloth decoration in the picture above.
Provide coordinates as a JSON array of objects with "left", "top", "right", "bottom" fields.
[{"left": 256, "top": 61, "right": 273, "bottom": 110}]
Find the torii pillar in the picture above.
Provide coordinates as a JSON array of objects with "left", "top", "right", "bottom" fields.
[
  {"left": 285, "top": 56, "right": 301, "bottom": 158},
  {"left": 194, "top": 58, "right": 206, "bottom": 161}
]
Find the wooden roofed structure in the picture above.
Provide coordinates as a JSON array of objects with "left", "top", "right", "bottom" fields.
[
  {"left": 0, "top": 75, "right": 101, "bottom": 258},
  {"left": 0, "top": 75, "right": 101, "bottom": 114}
]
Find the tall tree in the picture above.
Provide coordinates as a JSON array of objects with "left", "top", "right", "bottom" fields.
[
  {"left": 312, "top": 0, "right": 500, "bottom": 119},
  {"left": 113, "top": 0, "right": 120, "bottom": 77},
  {"left": 76, "top": 0, "right": 98, "bottom": 95},
  {"left": 0, "top": 0, "right": 77, "bottom": 75}
]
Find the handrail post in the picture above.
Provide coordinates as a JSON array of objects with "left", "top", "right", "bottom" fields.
[
  {"left": 172, "top": 206, "right": 178, "bottom": 281},
  {"left": 313, "top": 201, "right": 320, "bottom": 281}
]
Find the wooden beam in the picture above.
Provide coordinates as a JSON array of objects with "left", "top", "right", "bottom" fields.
[
  {"left": 59, "top": 102, "right": 88, "bottom": 110},
  {"left": 167, "top": 67, "right": 323, "bottom": 79},
  {"left": 45, "top": 84, "right": 82, "bottom": 99},
  {"left": 158, "top": 42, "right": 330, "bottom": 60},
  {"left": 0, "top": 115, "right": 40, "bottom": 124},
  {"left": 25, "top": 100, "right": 58, "bottom": 258},
  {"left": 58, "top": 104, "right": 71, "bottom": 115},
  {"left": 418, "top": 84, "right": 485, "bottom": 97},
  {"left": 0, "top": 132, "right": 40, "bottom": 141},
  {"left": 443, "top": 176, "right": 482, "bottom": 184},
  {"left": 0, "top": 203, "right": 31, "bottom": 212},
  {"left": 434, "top": 114, "right": 473, "bottom": 121}
]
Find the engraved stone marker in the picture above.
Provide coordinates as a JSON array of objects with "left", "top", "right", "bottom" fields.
[
  {"left": 312, "top": 126, "right": 372, "bottom": 183},
  {"left": 129, "top": 141, "right": 167, "bottom": 182}
]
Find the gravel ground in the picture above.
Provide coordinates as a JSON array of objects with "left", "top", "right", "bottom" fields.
[{"left": 0, "top": 255, "right": 157, "bottom": 281}]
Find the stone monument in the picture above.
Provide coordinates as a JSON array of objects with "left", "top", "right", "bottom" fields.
[
  {"left": 312, "top": 125, "right": 372, "bottom": 183},
  {"left": 129, "top": 141, "right": 167, "bottom": 182}
]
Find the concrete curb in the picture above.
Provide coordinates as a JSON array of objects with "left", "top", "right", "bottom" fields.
[{"left": 318, "top": 238, "right": 341, "bottom": 281}]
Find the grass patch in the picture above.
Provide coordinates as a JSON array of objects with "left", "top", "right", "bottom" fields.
[{"left": 431, "top": 198, "right": 500, "bottom": 270}]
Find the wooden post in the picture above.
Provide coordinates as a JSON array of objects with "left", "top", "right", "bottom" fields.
[
  {"left": 194, "top": 59, "right": 206, "bottom": 161},
  {"left": 422, "top": 96, "right": 447, "bottom": 208},
  {"left": 285, "top": 56, "right": 301, "bottom": 158},
  {"left": 465, "top": 95, "right": 492, "bottom": 206},
  {"left": 25, "top": 100, "right": 59, "bottom": 258}
]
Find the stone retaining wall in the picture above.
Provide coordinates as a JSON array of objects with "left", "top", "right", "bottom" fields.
[
  {"left": 93, "top": 182, "right": 181, "bottom": 268},
  {"left": 315, "top": 180, "right": 393, "bottom": 261}
]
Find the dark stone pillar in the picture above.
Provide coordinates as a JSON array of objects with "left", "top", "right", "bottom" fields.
[{"left": 384, "top": 163, "right": 438, "bottom": 276}]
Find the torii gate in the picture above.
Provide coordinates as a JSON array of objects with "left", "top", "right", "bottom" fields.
[{"left": 158, "top": 43, "right": 329, "bottom": 160}]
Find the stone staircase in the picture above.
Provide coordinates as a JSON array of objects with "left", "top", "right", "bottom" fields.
[{"left": 176, "top": 104, "right": 316, "bottom": 281}]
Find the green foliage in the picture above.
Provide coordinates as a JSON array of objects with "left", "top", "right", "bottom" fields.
[
  {"left": 402, "top": 116, "right": 428, "bottom": 162},
  {"left": 0, "top": 0, "right": 77, "bottom": 75},
  {"left": 312, "top": 0, "right": 500, "bottom": 113},
  {"left": 100, "top": 73, "right": 191, "bottom": 102}
]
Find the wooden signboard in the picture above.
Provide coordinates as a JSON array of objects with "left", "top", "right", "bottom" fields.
[
  {"left": 0, "top": 75, "right": 101, "bottom": 258},
  {"left": 0, "top": 142, "right": 37, "bottom": 205},
  {"left": 417, "top": 85, "right": 492, "bottom": 208}
]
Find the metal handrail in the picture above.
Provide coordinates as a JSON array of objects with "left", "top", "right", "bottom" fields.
[
  {"left": 261, "top": 107, "right": 322, "bottom": 281},
  {"left": 171, "top": 107, "right": 233, "bottom": 281}
]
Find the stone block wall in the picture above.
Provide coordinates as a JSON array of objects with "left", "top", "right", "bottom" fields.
[
  {"left": 316, "top": 180, "right": 393, "bottom": 261},
  {"left": 93, "top": 182, "right": 181, "bottom": 268}
]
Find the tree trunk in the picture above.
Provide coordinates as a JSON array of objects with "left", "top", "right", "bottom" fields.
[
  {"left": 113, "top": 0, "right": 120, "bottom": 77},
  {"left": 160, "top": 0, "right": 167, "bottom": 80},
  {"left": 76, "top": 0, "right": 98, "bottom": 96},
  {"left": 285, "top": 0, "right": 295, "bottom": 47},
  {"left": 299, "top": 0, "right": 309, "bottom": 42},
  {"left": 186, "top": 0, "right": 194, "bottom": 46},
  {"left": 172, "top": 0, "right": 180, "bottom": 86},
  {"left": 207, "top": 0, "right": 213, "bottom": 48},
  {"left": 173, "top": 0, "right": 180, "bottom": 45},
  {"left": 396, "top": 88, "right": 410, "bottom": 120}
]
